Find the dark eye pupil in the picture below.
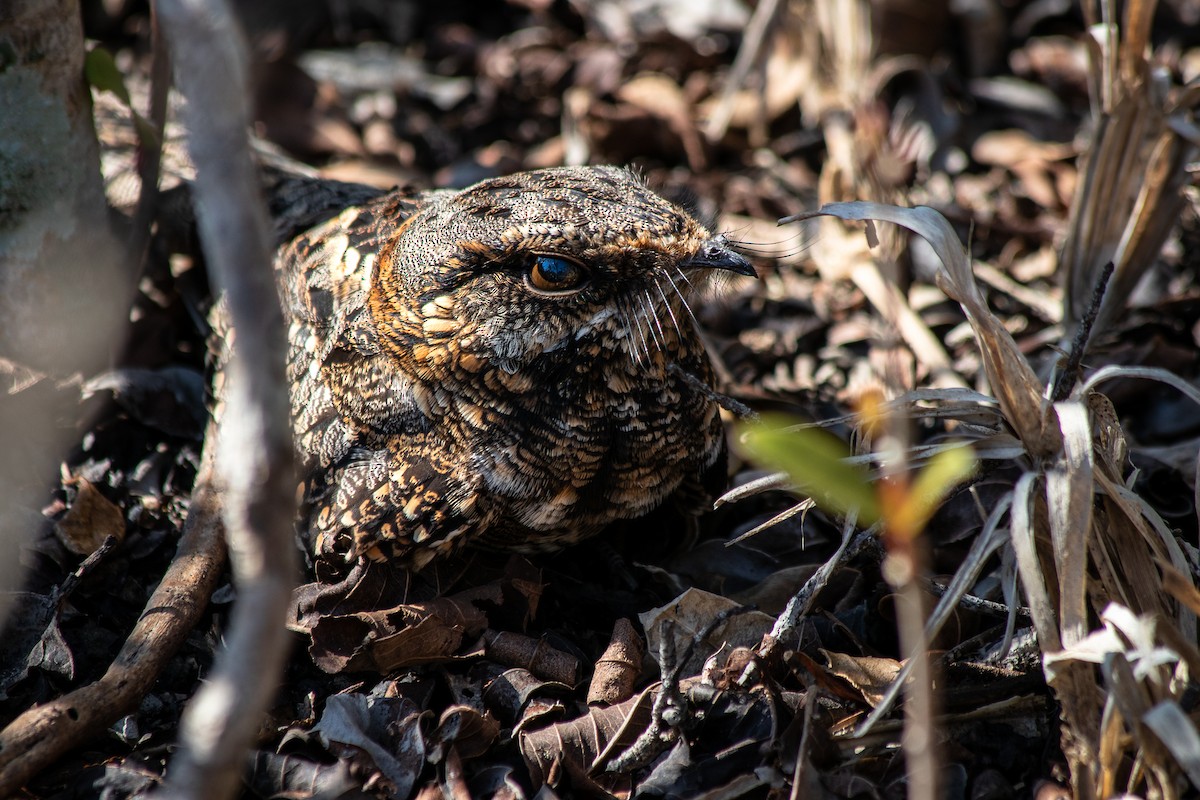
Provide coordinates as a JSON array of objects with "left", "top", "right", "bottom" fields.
[{"left": 536, "top": 256, "right": 575, "bottom": 284}]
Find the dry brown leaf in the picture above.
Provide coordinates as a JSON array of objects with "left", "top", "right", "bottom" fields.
[
  {"left": 370, "top": 613, "right": 474, "bottom": 673},
  {"left": 480, "top": 668, "right": 578, "bottom": 740},
  {"left": 428, "top": 705, "right": 500, "bottom": 762},
  {"left": 640, "top": 588, "right": 774, "bottom": 678},
  {"left": 821, "top": 649, "right": 902, "bottom": 707},
  {"left": 308, "top": 594, "right": 489, "bottom": 674},
  {"left": 54, "top": 477, "right": 125, "bottom": 556},
  {"left": 616, "top": 73, "right": 706, "bottom": 171},
  {"left": 519, "top": 688, "right": 646, "bottom": 794}
]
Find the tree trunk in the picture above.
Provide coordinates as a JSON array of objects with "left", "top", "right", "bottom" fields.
[
  {"left": 0, "top": 0, "right": 126, "bottom": 373},
  {"left": 0, "top": 0, "right": 128, "bottom": 616}
]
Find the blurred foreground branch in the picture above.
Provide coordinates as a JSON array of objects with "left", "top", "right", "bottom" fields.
[{"left": 154, "top": 0, "right": 297, "bottom": 798}]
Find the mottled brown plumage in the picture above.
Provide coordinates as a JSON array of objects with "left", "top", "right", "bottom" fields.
[{"left": 274, "top": 166, "right": 753, "bottom": 568}]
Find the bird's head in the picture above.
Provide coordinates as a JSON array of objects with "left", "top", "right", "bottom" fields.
[{"left": 369, "top": 166, "right": 754, "bottom": 386}]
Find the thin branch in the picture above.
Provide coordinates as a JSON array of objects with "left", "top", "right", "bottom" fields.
[
  {"left": 125, "top": 6, "right": 170, "bottom": 270},
  {"left": 154, "top": 0, "right": 297, "bottom": 798}
]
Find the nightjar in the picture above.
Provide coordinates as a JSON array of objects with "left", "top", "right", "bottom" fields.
[{"left": 274, "top": 166, "right": 754, "bottom": 568}]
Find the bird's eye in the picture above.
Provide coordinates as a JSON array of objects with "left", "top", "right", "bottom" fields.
[{"left": 526, "top": 254, "right": 587, "bottom": 294}]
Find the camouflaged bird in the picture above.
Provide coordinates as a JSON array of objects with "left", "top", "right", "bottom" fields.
[{"left": 274, "top": 166, "right": 754, "bottom": 569}]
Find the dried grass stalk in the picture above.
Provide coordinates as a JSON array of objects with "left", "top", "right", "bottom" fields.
[{"left": 1059, "top": 0, "right": 1200, "bottom": 337}]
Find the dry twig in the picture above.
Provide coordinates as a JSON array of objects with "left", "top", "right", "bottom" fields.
[
  {"left": 0, "top": 447, "right": 226, "bottom": 795},
  {"left": 154, "top": 0, "right": 298, "bottom": 797}
]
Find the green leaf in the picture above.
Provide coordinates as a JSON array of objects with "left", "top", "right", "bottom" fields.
[
  {"left": 84, "top": 47, "right": 161, "bottom": 151},
  {"left": 85, "top": 47, "right": 131, "bottom": 106},
  {"left": 739, "top": 415, "right": 880, "bottom": 525},
  {"left": 894, "top": 444, "right": 977, "bottom": 536}
]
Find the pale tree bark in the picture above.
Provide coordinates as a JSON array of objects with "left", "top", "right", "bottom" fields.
[
  {"left": 0, "top": 0, "right": 127, "bottom": 618},
  {"left": 0, "top": 0, "right": 126, "bottom": 370}
]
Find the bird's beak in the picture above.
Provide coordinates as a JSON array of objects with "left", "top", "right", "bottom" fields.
[{"left": 681, "top": 237, "right": 756, "bottom": 277}]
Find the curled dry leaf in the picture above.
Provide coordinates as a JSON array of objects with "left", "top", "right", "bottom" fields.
[
  {"left": 311, "top": 694, "right": 425, "bottom": 800},
  {"left": 482, "top": 666, "right": 573, "bottom": 729},
  {"left": 296, "top": 560, "right": 548, "bottom": 674},
  {"left": 483, "top": 630, "right": 581, "bottom": 686},
  {"left": 308, "top": 593, "right": 491, "bottom": 674},
  {"left": 821, "top": 650, "right": 902, "bottom": 708},
  {"left": 0, "top": 592, "right": 75, "bottom": 694},
  {"left": 54, "top": 476, "right": 125, "bottom": 556},
  {"left": 519, "top": 687, "right": 647, "bottom": 795},
  {"left": 427, "top": 705, "right": 500, "bottom": 763},
  {"left": 587, "top": 618, "right": 646, "bottom": 706},
  {"left": 245, "top": 750, "right": 357, "bottom": 799}
]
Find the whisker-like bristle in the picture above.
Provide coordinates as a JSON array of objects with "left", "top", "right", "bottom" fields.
[
  {"left": 673, "top": 265, "right": 698, "bottom": 294},
  {"left": 652, "top": 276, "right": 685, "bottom": 341},
  {"left": 622, "top": 296, "right": 649, "bottom": 367},
  {"left": 641, "top": 289, "right": 667, "bottom": 354},
  {"left": 615, "top": 299, "right": 642, "bottom": 368},
  {"left": 626, "top": 295, "right": 653, "bottom": 365},
  {"left": 663, "top": 267, "right": 700, "bottom": 327},
  {"left": 722, "top": 231, "right": 805, "bottom": 248}
]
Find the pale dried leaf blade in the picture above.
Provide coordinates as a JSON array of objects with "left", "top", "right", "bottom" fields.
[
  {"left": 1081, "top": 365, "right": 1200, "bottom": 409},
  {"left": 1118, "top": 0, "right": 1155, "bottom": 85},
  {"left": 802, "top": 201, "right": 1051, "bottom": 451},
  {"left": 1048, "top": 402, "right": 1094, "bottom": 649},
  {"left": 1143, "top": 702, "right": 1200, "bottom": 791},
  {"left": 1010, "top": 472, "right": 1061, "bottom": 655}
]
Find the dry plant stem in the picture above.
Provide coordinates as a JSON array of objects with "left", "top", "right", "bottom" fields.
[
  {"left": 606, "top": 607, "right": 757, "bottom": 774},
  {"left": 789, "top": 687, "right": 820, "bottom": 800},
  {"left": 604, "top": 622, "right": 683, "bottom": 774},
  {"left": 922, "top": 578, "right": 1031, "bottom": 621},
  {"left": 1050, "top": 261, "right": 1112, "bottom": 403},
  {"left": 155, "top": 0, "right": 297, "bottom": 798},
  {"left": 884, "top": 543, "right": 940, "bottom": 800},
  {"left": 760, "top": 516, "right": 868, "bottom": 662},
  {"left": 702, "top": 0, "right": 783, "bottom": 142},
  {"left": 0, "top": 453, "right": 226, "bottom": 796},
  {"left": 667, "top": 362, "right": 758, "bottom": 420},
  {"left": 126, "top": 7, "right": 170, "bottom": 268}
]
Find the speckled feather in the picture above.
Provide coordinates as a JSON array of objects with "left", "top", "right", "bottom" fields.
[{"left": 271, "top": 166, "right": 751, "bottom": 568}]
